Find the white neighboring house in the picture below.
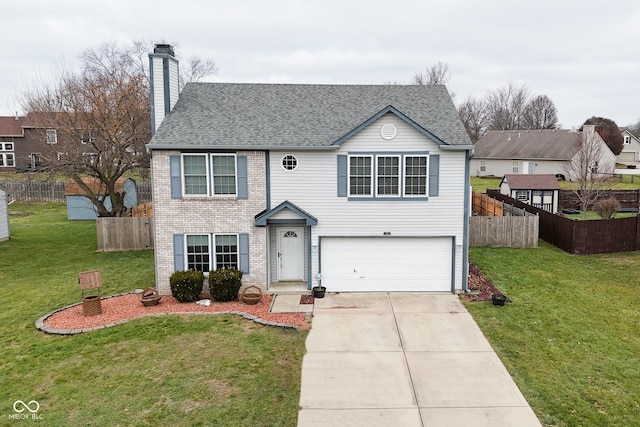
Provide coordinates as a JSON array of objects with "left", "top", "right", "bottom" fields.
[
  {"left": 0, "top": 186, "right": 9, "bottom": 241},
  {"left": 472, "top": 126, "right": 616, "bottom": 180},
  {"left": 617, "top": 128, "right": 640, "bottom": 165},
  {"left": 499, "top": 174, "right": 560, "bottom": 214},
  {"left": 145, "top": 46, "right": 474, "bottom": 296}
]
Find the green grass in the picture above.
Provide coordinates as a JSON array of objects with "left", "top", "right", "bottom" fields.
[
  {"left": 0, "top": 203, "right": 306, "bottom": 426},
  {"left": 562, "top": 211, "right": 637, "bottom": 220},
  {"left": 467, "top": 243, "right": 640, "bottom": 426},
  {"left": 471, "top": 175, "right": 640, "bottom": 193}
]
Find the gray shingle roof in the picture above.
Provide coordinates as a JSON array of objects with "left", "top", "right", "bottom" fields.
[
  {"left": 474, "top": 129, "right": 581, "bottom": 160},
  {"left": 147, "top": 83, "right": 472, "bottom": 149},
  {"left": 501, "top": 174, "right": 560, "bottom": 190}
]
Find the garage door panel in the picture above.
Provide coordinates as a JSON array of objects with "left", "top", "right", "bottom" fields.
[{"left": 321, "top": 237, "right": 452, "bottom": 292}]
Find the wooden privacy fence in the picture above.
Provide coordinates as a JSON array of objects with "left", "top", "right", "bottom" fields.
[
  {"left": 131, "top": 201, "right": 153, "bottom": 217},
  {"left": 96, "top": 217, "right": 154, "bottom": 251},
  {"left": 0, "top": 180, "right": 65, "bottom": 201},
  {"left": 488, "top": 190, "right": 640, "bottom": 255},
  {"left": 470, "top": 215, "right": 539, "bottom": 248},
  {"left": 0, "top": 180, "right": 152, "bottom": 203},
  {"left": 472, "top": 192, "right": 503, "bottom": 216}
]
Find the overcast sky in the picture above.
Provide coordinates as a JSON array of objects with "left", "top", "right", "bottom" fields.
[{"left": 2, "top": 0, "right": 639, "bottom": 129}]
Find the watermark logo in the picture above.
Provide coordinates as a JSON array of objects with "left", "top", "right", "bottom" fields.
[{"left": 8, "top": 400, "right": 43, "bottom": 420}]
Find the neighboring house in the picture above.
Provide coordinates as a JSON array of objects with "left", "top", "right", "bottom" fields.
[
  {"left": 617, "top": 128, "right": 640, "bottom": 165},
  {"left": 472, "top": 127, "right": 616, "bottom": 180},
  {"left": 0, "top": 115, "right": 23, "bottom": 171},
  {"left": 65, "top": 177, "right": 138, "bottom": 220},
  {"left": 499, "top": 174, "right": 560, "bottom": 214},
  {"left": 146, "top": 46, "right": 474, "bottom": 295},
  {"left": 0, "top": 186, "right": 9, "bottom": 241}
]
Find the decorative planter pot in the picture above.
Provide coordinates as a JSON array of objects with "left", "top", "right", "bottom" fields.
[
  {"left": 140, "top": 288, "right": 162, "bottom": 307},
  {"left": 492, "top": 294, "right": 507, "bottom": 306},
  {"left": 312, "top": 286, "right": 326, "bottom": 299},
  {"left": 82, "top": 295, "right": 102, "bottom": 316}
]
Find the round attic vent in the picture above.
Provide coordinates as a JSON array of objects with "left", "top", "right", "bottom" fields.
[{"left": 380, "top": 124, "right": 397, "bottom": 140}]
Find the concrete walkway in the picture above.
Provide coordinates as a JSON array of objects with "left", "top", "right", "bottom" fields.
[{"left": 298, "top": 293, "right": 541, "bottom": 427}]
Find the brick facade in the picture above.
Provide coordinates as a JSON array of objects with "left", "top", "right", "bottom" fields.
[{"left": 152, "top": 150, "right": 268, "bottom": 295}]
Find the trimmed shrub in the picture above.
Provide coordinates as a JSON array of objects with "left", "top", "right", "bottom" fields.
[
  {"left": 208, "top": 268, "right": 243, "bottom": 302},
  {"left": 593, "top": 198, "right": 621, "bottom": 219},
  {"left": 169, "top": 270, "right": 204, "bottom": 302}
]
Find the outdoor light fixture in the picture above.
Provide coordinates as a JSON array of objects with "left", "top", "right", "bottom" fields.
[{"left": 383, "top": 231, "right": 391, "bottom": 235}]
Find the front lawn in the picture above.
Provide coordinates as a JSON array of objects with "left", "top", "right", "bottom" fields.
[
  {"left": 468, "top": 243, "right": 640, "bottom": 426},
  {"left": 0, "top": 203, "right": 306, "bottom": 426}
]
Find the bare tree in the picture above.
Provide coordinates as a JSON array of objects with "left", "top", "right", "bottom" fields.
[
  {"left": 412, "top": 62, "right": 451, "bottom": 86},
  {"left": 627, "top": 119, "right": 640, "bottom": 137},
  {"left": 179, "top": 56, "right": 218, "bottom": 90},
  {"left": 563, "top": 128, "right": 610, "bottom": 220},
  {"left": 458, "top": 95, "right": 489, "bottom": 142},
  {"left": 20, "top": 41, "right": 216, "bottom": 217},
  {"left": 486, "top": 82, "right": 531, "bottom": 130},
  {"left": 522, "top": 95, "right": 559, "bottom": 129}
]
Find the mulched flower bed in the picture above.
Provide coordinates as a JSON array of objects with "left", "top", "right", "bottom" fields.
[
  {"left": 43, "top": 293, "right": 309, "bottom": 333},
  {"left": 464, "top": 262, "right": 505, "bottom": 302}
]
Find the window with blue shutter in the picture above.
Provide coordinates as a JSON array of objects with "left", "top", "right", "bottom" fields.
[
  {"left": 429, "top": 154, "right": 439, "bottom": 197},
  {"left": 170, "top": 156, "right": 182, "bottom": 199},
  {"left": 337, "top": 155, "right": 347, "bottom": 197},
  {"left": 173, "top": 234, "right": 185, "bottom": 271},
  {"left": 239, "top": 233, "right": 250, "bottom": 274},
  {"left": 237, "top": 156, "right": 248, "bottom": 199}
]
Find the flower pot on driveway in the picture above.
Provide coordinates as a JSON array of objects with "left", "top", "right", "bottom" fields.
[{"left": 312, "top": 286, "right": 326, "bottom": 298}]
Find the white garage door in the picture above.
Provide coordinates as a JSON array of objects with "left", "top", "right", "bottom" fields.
[{"left": 321, "top": 237, "right": 453, "bottom": 292}]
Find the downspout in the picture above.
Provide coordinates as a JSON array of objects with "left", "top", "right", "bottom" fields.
[{"left": 462, "top": 149, "right": 471, "bottom": 292}]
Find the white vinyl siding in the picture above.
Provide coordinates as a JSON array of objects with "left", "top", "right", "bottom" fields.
[{"left": 268, "top": 113, "right": 468, "bottom": 291}]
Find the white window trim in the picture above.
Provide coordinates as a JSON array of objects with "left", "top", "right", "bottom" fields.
[
  {"left": 1, "top": 143, "right": 13, "bottom": 151},
  {"left": 403, "top": 155, "right": 429, "bottom": 198},
  {"left": 348, "top": 155, "right": 374, "bottom": 197},
  {"left": 281, "top": 154, "right": 298, "bottom": 171},
  {"left": 512, "top": 160, "right": 520, "bottom": 173},
  {"left": 0, "top": 153, "right": 15, "bottom": 167},
  {"left": 211, "top": 154, "right": 238, "bottom": 196},
  {"left": 181, "top": 153, "right": 210, "bottom": 197},
  {"left": 46, "top": 129, "right": 57, "bottom": 144},
  {"left": 624, "top": 135, "right": 631, "bottom": 144},
  {"left": 184, "top": 233, "right": 239, "bottom": 273},
  {"left": 375, "top": 155, "right": 401, "bottom": 198},
  {"left": 479, "top": 159, "right": 486, "bottom": 172}
]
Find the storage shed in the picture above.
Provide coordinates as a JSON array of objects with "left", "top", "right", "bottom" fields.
[
  {"left": 500, "top": 174, "right": 560, "bottom": 214},
  {"left": 0, "top": 186, "right": 10, "bottom": 241},
  {"left": 65, "top": 177, "right": 138, "bottom": 220}
]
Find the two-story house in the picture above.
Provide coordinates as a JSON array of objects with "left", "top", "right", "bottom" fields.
[
  {"left": 146, "top": 46, "right": 474, "bottom": 295},
  {"left": 617, "top": 128, "right": 640, "bottom": 165}
]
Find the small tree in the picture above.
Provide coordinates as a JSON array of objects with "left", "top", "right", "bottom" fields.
[
  {"left": 593, "top": 198, "right": 621, "bottom": 219},
  {"left": 563, "top": 129, "right": 610, "bottom": 220},
  {"left": 581, "top": 116, "right": 624, "bottom": 155}
]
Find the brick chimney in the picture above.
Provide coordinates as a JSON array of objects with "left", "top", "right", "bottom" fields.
[{"left": 149, "top": 44, "right": 179, "bottom": 134}]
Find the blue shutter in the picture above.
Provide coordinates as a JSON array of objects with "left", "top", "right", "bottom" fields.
[
  {"left": 237, "top": 155, "right": 248, "bottom": 199},
  {"left": 429, "top": 154, "right": 440, "bottom": 197},
  {"left": 173, "top": 234, "right": 185, "bottom": 271},
  {"left": 337, "top": 155, "right": 347, "bottom": 197},
  {"left": 239, "top": 233, "right": 250, "bottom": 274},
  {"left": 170, "top": 155, "right": 182, "bottom": 199}
]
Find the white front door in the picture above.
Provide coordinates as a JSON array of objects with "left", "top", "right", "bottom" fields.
[{"left": 277, "top": 227, "right": 304, "bottom": 281}]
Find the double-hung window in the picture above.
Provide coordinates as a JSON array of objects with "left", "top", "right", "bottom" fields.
[
  {"left": 376, "top": 155, "right": 400, "bottom": 196},
  {"left": 349, "top": 156, "right": 372, "bottom": 196},
  {"left": 185, "top": 234, "right": 238, "bottom": 272},
  {"left": 183, "top": 154, "right": 209, "bottom": 195},
  {"left": 46, "top": 129, "right": 57, "bottom": 144},
  {"left": 212, "top": 155, "right": 236, "bottom": 195},
  {"left": 404, "top": 156, "right": 427, "bottom": 196}
]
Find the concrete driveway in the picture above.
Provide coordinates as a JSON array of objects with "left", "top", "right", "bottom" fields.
[{"left": 298, "top": 293, "right": 541, "bottom": 427}]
